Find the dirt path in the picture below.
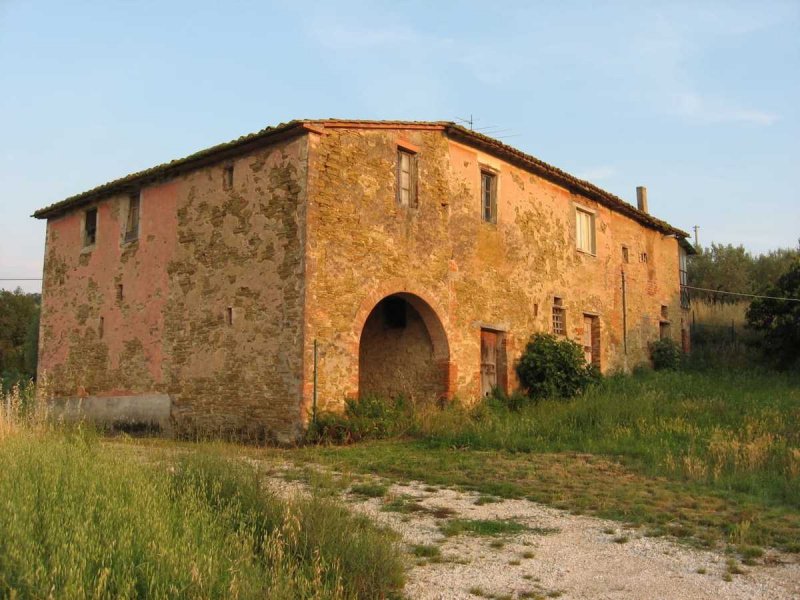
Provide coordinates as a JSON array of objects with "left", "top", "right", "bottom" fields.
[{"left": 261, "top": 463, "right": 799, "bottom": 600}]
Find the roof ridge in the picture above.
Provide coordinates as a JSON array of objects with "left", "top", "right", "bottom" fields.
[{"left": 32, "top": 118, "right": 689, "bottom": 238}]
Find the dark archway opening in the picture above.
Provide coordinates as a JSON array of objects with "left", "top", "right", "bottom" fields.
[{"left": 358, "top": 294, "right": 449, "bottom": 402}]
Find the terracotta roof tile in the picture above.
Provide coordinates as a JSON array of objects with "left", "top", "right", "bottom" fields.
[{"left": 32, "top": 118, "right": 689, "bottom": 239}]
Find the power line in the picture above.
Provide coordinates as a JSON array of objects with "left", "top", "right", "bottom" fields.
[
  {"left": 682, "top": 285, "right": 800, "bottom": 303},
  {"left": 0, "top": 278, "right": 42, "bottom": 281}
]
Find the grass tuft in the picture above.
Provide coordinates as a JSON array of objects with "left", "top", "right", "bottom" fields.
[{"left": 440, "top": 518, "right": 528, "bottom": 537}]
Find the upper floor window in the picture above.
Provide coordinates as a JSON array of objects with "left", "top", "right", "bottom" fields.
[
  {"left": 575, "top": 207, "right": 595, "bottom": 254},
  {"left": 622, "top": 245, "right": 629, "bottom": 263},
  {"left": 397, "top": 149, "right": 418, "bottom": 207},
  {"left": 124, "top": 193, "right": 140, "bottom": 243},
  {"left": 84, "top": 208, "right": 98, "bottom": 247},
  {"left": 481, "top": 170, "right": 497, "bottom": 223},
  {"left": 223, "top": 165, "right": 234, "bottom": 191}
]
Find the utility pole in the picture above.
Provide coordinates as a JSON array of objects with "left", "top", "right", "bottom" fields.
[{"left": 693, "top": 225, "right": 700, "bottom": 249}]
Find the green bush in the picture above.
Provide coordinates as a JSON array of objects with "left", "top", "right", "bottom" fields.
[
  {"left": 307, "top": 394, "right": 415, "bottom": 444},
  {"left": 514, "top": 333, "right": 600, "bottom": 399},
  {"left": 650, "top": 338, "right": 683, "bottom": 370},
  {"left": 746, "top": 258, "right": 800, "bottom": 368}
]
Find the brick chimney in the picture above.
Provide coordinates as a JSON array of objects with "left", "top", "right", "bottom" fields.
[{"left": 636, "top": 186, "right": 648, "bottom": 213}]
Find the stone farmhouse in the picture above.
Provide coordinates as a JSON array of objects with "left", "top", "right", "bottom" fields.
[{"left": 34, "top": 119, "right": 694, "bottom": 441}]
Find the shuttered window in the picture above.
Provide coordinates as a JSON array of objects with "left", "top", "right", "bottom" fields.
[
  {"left": 576, "top": 208, "right": 595, "bottom": 254},
  {"left": 481, "top": 171, "right": 497, "bottom": 223},
  {"left": 124, "top": 194, "right": 140, "bottom": 242},
  {"left": 397, "top": 149, "right": 418, "bottom": 207}
]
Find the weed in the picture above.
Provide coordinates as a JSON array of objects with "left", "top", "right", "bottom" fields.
[
  {"left": 508, "top": 559, "right": 521, "bottom": 565},
  {"left": 521, "top": 551, "right": 535, "bottom": 559},
  {"left": 350, "top": 482, "right": 388, "bottom": 498},
  {"left": 726, "top": 558, "right": 745, "bottom": 575},
  {"left": 411, "top": 544, "right": 441, "bottom": 559},
  {"left": 613, "top": 535, "right": 630, "bottom": 544},
  {"left": 696, "top": 567, "right": 707, "bottom": 574},
  {"left": 475, "top": 494, "right": 501, "bottom": 505},
  {"left": 441, "top": 518, "right": 528, "bottom": 537}
]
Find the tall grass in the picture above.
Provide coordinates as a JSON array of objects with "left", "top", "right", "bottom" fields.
[
  {"left": 0, "top": 385, "right": 404, "bottom": 599},
  {"left": 690, "top": 299, "right": 749, "bottom": 327},
  {"left": 317, "top": 371, "right": 800, "bottom": 509},
  {"left": 428, "top": 371, "right": 800, "bottom": 507}
]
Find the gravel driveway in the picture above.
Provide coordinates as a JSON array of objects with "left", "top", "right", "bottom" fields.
[{"left": 345, "top": 481, "right": 800, "bottom": 600}]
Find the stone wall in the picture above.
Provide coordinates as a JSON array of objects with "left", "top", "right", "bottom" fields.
[
  {"left": 302, "top": 124, "right": 684, "bottom": 411},
  {"left": 40, "top": 135, "right": 309, "bottom": 441}
]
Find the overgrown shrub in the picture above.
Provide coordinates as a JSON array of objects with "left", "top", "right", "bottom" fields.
[
  {"left": 489, "top": 387, "right": 530, "bottom": 412},
  {"left": 307, "top": 395, "right": 415, "bottom": 444},
  {"left": 650, "top": 338, "right": 683, "bottom": 370},
  {"left": 746, "top": 258, "right": 800, "bottom": 368},
  {"left": 514, "top": 333, "right": 600, "bottom": 400}
]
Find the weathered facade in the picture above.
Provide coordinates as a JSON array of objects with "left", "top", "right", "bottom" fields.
[{"left": 34, "top": 120, "right": 693, "bottom": 441}]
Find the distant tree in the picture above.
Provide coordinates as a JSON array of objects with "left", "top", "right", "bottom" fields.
[
  {"left": 752, "top": 245, "right": 800, "bottom": 293},
  {"left": 0, "top": 288, "right": 41, "bottom": 388},
  {"left": 688, "top": 242, "right": 799, "bottom": 303},
  {"left": 746, "top": 259, "right": 800, "bottom": 367},
  {"left": 688, "top": 243, "right": 754, "bottom": 303}
]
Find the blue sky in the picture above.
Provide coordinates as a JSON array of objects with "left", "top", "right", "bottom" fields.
[{"left": 2, "top": 0, "right": 798, "bottom": 293}]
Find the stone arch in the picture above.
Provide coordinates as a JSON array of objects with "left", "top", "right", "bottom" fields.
[{"left": 354, "top": 289, "right": 454, "bottom": 402}]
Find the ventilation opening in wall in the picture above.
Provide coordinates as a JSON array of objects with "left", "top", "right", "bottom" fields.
[
  {"left": 622, "top": 245, "right": 629, "bottom": 263},
  {"left": 98, "top": 316, "right": 104, "bottom": 339},
  {"left": 382, "top": 296, "right": 407, "bottom": 329},
  {"left": 116, "top": 284, "right": 123, "bottom": 302},
  {"left": 223, "top": 165, "right": 234, "bottom": 190},
  {"left": 226, "top": 307, "right": 234, "bottom": 326}
]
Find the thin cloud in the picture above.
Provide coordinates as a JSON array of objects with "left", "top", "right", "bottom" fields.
[
  {"left": 577, "top": 166, "right": 616, "bottom": 182},
  {"left": 309, "top": 22, "right": 419, "bottom": 50},
  {"left": 672, "top": 92, "right": 779, "bottom": 126}
]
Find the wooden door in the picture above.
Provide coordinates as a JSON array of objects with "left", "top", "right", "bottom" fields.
[
  {"left": 480, "top": 329, "right": 498, "bottom": 397},
  {"left": 583, "top": 316, "right": 593, "bottom": 364}
]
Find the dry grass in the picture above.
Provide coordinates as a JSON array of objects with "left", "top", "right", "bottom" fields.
[
  {"left": 0, "top": 374, "right": 51, "bottom": 440},
  {"left": 690, "top": 299, "right": 749, "bottom": 327}
]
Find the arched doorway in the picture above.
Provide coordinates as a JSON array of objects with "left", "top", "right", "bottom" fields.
[{"left": 358, "top": 293, "right": 450, "bottom": 402}]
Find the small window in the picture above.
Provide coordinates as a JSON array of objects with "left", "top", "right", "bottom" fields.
[
  {"left": 575, "top": 208, "right": 595, "bottom": 254},
  {"left": 226, "top": 307, "right": 234, "bottom": 326},
  {"left": 124, "top": 193, "right": 140, "bottom": 242},
  {"left": 660, "top": 305, "right": 669, "bottom": 320},
  {"left": 116, "top": 284, "right": 124, "bottom": 302},
  {"left": 397, "top": 150, "right": 418, "bottom": 207},
  {"left": 481, "top": 171, "right": 497, "bottom": 223},
  {"left": 659, "top": 321, "right": 671, "bottom": 339},
  {"left": 552, "top": 297, "right": 566, "bottom": 336},
  {"left": 98, "top": 316, "right": 104, "bottom": 339},
  {"left": 84, "top": 208, "right": 98, "bottom": 247},
  {"left": 223, "top": 165, "right": 234, "bottom": 191},
  {"left": 622, "top": 246, "right": 629, "bottom": 263},
  {"left": 640, "top": 252, "right": 648, "bottom": 264}
]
